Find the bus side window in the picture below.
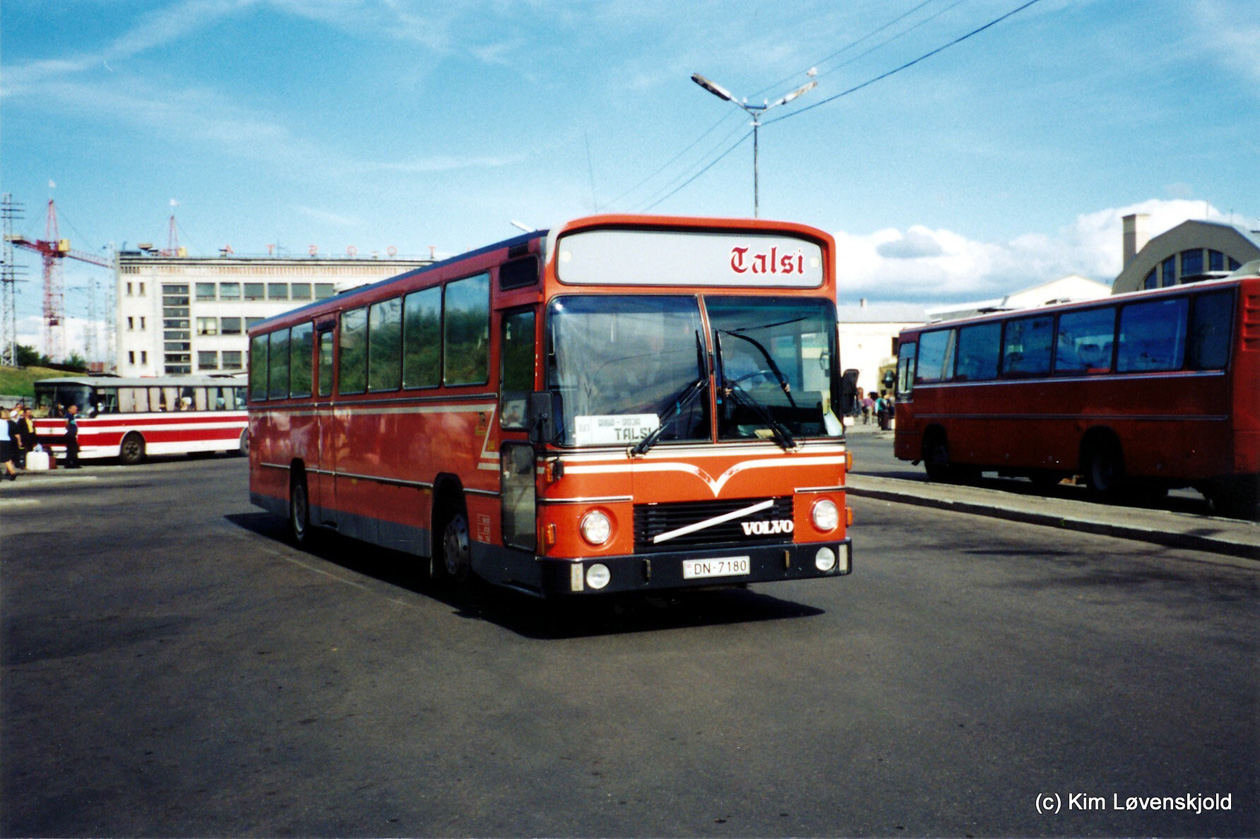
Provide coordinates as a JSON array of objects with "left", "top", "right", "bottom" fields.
[
  {"left": 500, "top": 308, "right": 536, "bottom": 429},
  {"left": 317, "top": 327, "right": 334, "bottom": 397},
  {"left": 1117, "top": 298, "right": 1188, "bottom": 373},
  {"left": 1002, "top": 315, "right": 1053, "bottom": 376},
  {"left": 955, "top": 322, "right": 1001, "bottom": 381},
  {"left": 896, "top": 342, "right": 917, "bottom": 397},
  {"left": 1054, "top": 307, "right": 1115, "bottom": 374},
  {"left": 915, "top": 329, "right": 956, "bottom": 383},
  {"left": 1188, "top": 290, "right": 1233, "bottom": 370}
]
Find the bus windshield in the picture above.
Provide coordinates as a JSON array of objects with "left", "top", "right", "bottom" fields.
[
  {"left": 34, "top": 383, "right": 93, "bottom": 415},
  {"left": 547, "top": 295, "right": 840, "bottom": 447}
]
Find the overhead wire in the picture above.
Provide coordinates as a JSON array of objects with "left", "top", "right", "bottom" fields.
[{"left": 765, "top": 0, "right": 1043, "bottom": 126}]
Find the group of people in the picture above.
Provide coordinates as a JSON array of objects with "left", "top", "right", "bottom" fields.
[
  {"left": 0, "top": 402, "right": 79, "bottom": 481},
  {"left": 855, "top": 389, "right": 897, "bottom": 430}
]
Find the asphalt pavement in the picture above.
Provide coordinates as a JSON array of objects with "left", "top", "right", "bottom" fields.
[{"left": 5, "top": 433, "right": 1257, "bottom": 562}]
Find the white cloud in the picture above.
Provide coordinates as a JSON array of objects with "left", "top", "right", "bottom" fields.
[{"left": 835, "top": 199, "right": 1259, "bottom": 304}]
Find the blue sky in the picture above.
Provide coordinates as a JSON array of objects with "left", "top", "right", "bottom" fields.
[{"left": 2, "top": 0, "right": 1257, "bottom": 352}]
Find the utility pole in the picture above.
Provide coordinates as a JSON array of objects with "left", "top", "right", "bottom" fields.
[{"left": 1, "top": 194, "right": 26, "bottom": 365}]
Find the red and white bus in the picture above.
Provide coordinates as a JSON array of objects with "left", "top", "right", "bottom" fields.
[
  {"left": 33, "top": 375, "right": 249, "bottom": 464},
  {"left": 892, "top": 265, "right": 1260, "bottom": 517},
  {"left": 248, "top": 214, "right": 855, "bottom": 597}
]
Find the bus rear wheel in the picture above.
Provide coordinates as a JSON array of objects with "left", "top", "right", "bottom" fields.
[
  {"left": 288, "top": 473, "right": 311, "bottom": 545},
  {"left": 119, "top": 432, "right": 146, "bottom": 465}
]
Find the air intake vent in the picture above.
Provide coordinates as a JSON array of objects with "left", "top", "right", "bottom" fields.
[{"left": 634, "top": 497, "right": 793, "bottom": 553}]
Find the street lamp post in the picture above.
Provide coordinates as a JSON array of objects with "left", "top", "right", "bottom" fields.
[{"left": 691, "top": 70, "right": 817, "bottom": 217}]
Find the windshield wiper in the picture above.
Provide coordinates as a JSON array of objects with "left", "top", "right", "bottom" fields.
[
  {"left": 714, "top": 330, "right": 797, "bottom": 451},
  {"left": 723, "top": 383, "right": 797, "bottom": 450},
  {"left": 630, "top": 376, "right": 708, "bottom": 457}
]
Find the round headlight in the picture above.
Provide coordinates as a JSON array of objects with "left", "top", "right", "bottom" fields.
[
  {"left": 586, "top": 563, "right": 612, "bottom": 590},
  {"left": 579, "top": 510, "right": 612, "bottom": 546},
  {"left": 811, "top": 499, "right": 840, "bottom": 532},
  {"left": 815, "top": 547, "right": 837, "bottom": 572}
]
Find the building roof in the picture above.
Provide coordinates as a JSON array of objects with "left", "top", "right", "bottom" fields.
[{"left": 835, "top": 301, "right": 928, "bottom": 324}]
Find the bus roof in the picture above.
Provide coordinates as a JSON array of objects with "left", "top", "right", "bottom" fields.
[
  {"left": 35, "top": 375, "right": 247, "bottom": 388},
  {"left": 902, "top": 271, "right": 1259, "bottom": 336},
  {"left": 249, "top": 213, "right": 835, "bottom": 334}
]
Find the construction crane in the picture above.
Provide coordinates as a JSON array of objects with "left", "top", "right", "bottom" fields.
[{"left": 5, "top": 199, "right": 113, "bottom": 362}]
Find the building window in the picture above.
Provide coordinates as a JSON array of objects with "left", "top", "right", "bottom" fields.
[
  {"left": 244, "top": 283, "right": 264, "bottom": 301},
  {"left": 141, "top": 351, "right": 148, "bottom": 364},
  {"left": 1143, "top": 270, "right": 1157, "bottom": 290},
  {"left": 198, "top": 351, "right": 219, "bottom": 370},
  {"left": 222, "top": 351, "right": 243, "bottom": 370},
  {"left": 127, "top": 317, "right": 135, "bottom": 331},
  {"left": 196, "top": 317, "right": 218, "bottom": 336},
  {"left": 1208, "top": 250, "right": 1224, "bottom": 272},
  {"left": 1161, "top": 256, "right": 1176, "bottom": 287},
  {"left": 315, "top": 283, "right": 335, "bottom": 299},
  {"left": 246, "top": 317, "right": 264, "bottom": 329},
  {"left": 221, "top": 317, "right": 242, "bottom": 335},
  {"left": 268, "top": 283, "right": 289, "bottom": 301},
  {"left": 292, "top": 283, "right": 312, "bottom": 300},
  {"left": 220, "top": 282, "right": 241, "bottom": 300},
  {"left": 126, "top": 282, "right": 133, "bottom": 296},
  {"left": 128, "top": 351, "right": 135, "bottom": 365},
  {"left": 1180, "top": 249, "right": 1204, "bottom": 278},
  {"left": 196, "top": 282, "right": 217, "bottom": 301}
]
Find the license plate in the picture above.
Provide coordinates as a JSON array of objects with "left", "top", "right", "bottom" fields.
[{"left": 682, "top": 556, "right": 751, "bottom": 580}]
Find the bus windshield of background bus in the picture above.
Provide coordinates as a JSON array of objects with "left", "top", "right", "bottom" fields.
[
  {"left": 547, "top": 295, "right": 839, "bottom": 447},
  {"left": 34, "top": 384, "right": 93, "bottom": 415}
]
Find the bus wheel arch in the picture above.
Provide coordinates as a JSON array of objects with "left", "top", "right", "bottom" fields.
[
  {"left": 922, "top": 426, "right": 953, "bottom": 483},
  {"left": 288, "top": 462, "right": 311, "bottom": 545},
  {"left": 118, "top": 432, "right": 146, "bottom": 465},
  {"left": 432, "top": 476, "right": 472, "bottom": 582},
  {"left": 1080, "top": 429, "right": 1124, "bottom": 495}
]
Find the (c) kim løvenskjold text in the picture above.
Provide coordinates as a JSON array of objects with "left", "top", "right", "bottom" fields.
[{"left": 1069, "top": 793, "right": 1232, "bottom": 814}]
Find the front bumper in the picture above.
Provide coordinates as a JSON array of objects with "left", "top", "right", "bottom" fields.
[{"left": 535, "top": 539, "right": 852, "bottom": 597}]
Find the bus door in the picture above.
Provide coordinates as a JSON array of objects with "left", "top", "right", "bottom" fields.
[
  {"left": 313, "top": 319, "right": 337, "bottom": 525},
  {"left": 499, "top": 308, "right": 538, "bottom": 553}
]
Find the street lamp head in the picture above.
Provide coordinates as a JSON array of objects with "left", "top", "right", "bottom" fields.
[{"left": 691, "top": 73, "right": 734, "bottom": 103}]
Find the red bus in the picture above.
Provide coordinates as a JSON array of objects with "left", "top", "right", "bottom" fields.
[
  {"left": 892, "top": 265, "right": 1260, "bottom": 517},
  {"left": 32, "top": 375, "right": 249, "bottom": 464},
  {"left": 248, "top": 214, "right": 855, "bottom": 597}
]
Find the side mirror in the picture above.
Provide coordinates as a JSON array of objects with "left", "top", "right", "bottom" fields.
[
  {"left": 839, "top": 369, "right": 859, "bottom": 416},
  {"left": 527, "top": 391, "right": 557, "bottom": 445}
]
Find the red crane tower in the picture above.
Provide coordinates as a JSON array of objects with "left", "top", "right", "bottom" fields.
[{"left": 6, "top": 199, "right": 113, "bottom": 361}]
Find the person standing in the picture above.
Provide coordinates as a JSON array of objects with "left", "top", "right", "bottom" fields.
[
  {"left": 0, "top": 406, "right": 17, "bottom": 481},
  {"left": 64, "top": 404, "right": 81, "bottom": 468}
]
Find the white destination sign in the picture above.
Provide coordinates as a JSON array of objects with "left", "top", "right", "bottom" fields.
[
  {"left": 573, "top": 414, "right": 660, "bottom": 446},
  {"left": 556, "top": 228, "right": 825, "bottom": 288}
]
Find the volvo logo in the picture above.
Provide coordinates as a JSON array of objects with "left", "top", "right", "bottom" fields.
[{"left": 741, "top": 519, "right": 794, "bottom": 536}]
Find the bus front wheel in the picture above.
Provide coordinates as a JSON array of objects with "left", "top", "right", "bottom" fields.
[
  {"left": 1083, "top": 438, "right": 1124, "bottom": 496},
  {"left": 441, "top": 506, "right": 472, "bottom": 583},
  {"left": 119, "top": 433, "right": 146, "bottom": 465}
]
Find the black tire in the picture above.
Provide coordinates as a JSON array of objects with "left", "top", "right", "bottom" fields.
[
  {"left": 1083, "top": 438, "right": 1124, "bottom": 496},
  {"left": 288, "top": 473, "right": 311, "bottom": 546},
  {"left": 440, "top": 506, "right": 472, "bottom": 583},
  {"left": 118, "top": 432, "right": 146, "bottom": 465},
  {"left": 238, "top": 429, "right": 249, "bottom": 457}
]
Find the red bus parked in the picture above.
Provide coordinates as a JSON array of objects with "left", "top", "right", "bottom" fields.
[
  {"left": 248, "top": 214, "right": 855, "bottom": 597},
  {"left": 32, "top": 375, "right": 249, "bottom": 464},
  {"left": 892, "top": 265, "right": 1260, "bottom": 517}
]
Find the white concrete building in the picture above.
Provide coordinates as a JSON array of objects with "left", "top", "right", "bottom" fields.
[
  {"left": 115, "top": 252, "right": 431, "bottom": 376},
  {"left": 836, "top": 300, "right": 928, "bottom": 399}
]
